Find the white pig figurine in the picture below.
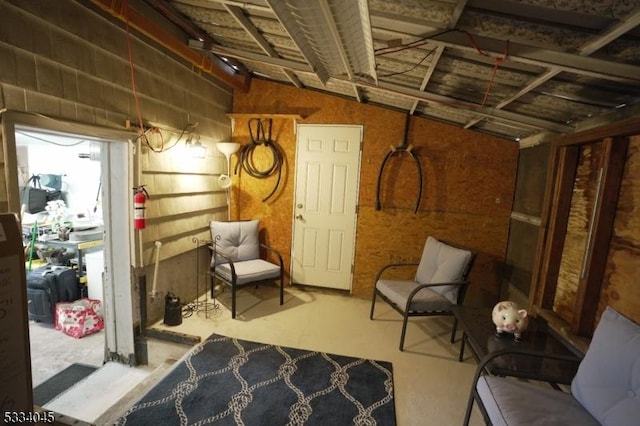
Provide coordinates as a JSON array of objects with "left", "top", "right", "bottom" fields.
[{"left": 492, "top": 301, "right": 529, "bottom": 341}]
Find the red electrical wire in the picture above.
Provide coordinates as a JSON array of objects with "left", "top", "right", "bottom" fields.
[
  {"left": 124, "top": 0, "right": 164, "bottom": 152},
  {"left": 375, "top": 29, "right": 510, "bottom": 108},
  {"left": 481, "top": 40, "right": 510, "bottom": 107}
]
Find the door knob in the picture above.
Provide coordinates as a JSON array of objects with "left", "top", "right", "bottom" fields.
[
  {"left": 297, "top": 203, "right": 303, "bottom": 208},
  {"left": 295, "top": 214, "right": 303, "bottom": 220}
]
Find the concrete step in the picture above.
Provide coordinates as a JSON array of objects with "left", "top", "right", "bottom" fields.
[{"left": 44, "top": 361, "right": 150, "bottom": 424}]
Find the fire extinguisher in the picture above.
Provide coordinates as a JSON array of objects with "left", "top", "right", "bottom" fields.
[{"left": 133, "top": 185, "right": 149, "bottom": 230}]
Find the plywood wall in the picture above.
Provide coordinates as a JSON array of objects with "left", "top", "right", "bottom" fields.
[
  {"left": 600, "top": 135, "right": 640, "bottom": 323},
  {"left": 532, "top": 119, "right": 640, "bottom": 338},
  {"left": 555, "top": 143, "right": 604, "bottom": 324},
  {"left": 233, "top": 79, "right": 518, "bottom": 302}
]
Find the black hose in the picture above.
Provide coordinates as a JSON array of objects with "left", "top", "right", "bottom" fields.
[
  {"left": 375, "top": 151, "right": 394, "bottom": 211},
  {"left": 375, "top": 148, "right": 423, "bottom": 213},
  {"left": 236, "top": 119, "right": 284, "bottom": 202}
]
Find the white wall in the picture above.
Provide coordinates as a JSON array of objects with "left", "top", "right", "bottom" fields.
[{"left": 17, "top": 132, "right": 102, "bottom": 221}]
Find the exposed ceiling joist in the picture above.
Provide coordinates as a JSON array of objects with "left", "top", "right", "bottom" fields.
[
  {"left": 371, "top": 80, "right": 574, "bottom": 133},
  {"left": 222, "top": 3, "right": 302, "bottom": 88},
  {"left": 265, "top": 0, "right": 332, "bottom": 84},
  {"left": 190, "top": 40, "right": 313, "bottom": 73},
  {"left": 578, "top": 7, "right": 640, "bottom": 54},
  {"left": 373, "top": 26, "right": 640, "bottom": 84},
  {"left": 90, "top": 0, "right": 250, "bottom": 91},
  {"left": 141, "top": 0, "right": 640, "bottom": 142},
  {"left": 410, "top": 45, "right": 445, "bottom": 114},
  {"left": 464, "top": 69, "right": 560, "bottom": 129},
  {"left": 463, "top": 7, "right": 640, "bottom": 130}
]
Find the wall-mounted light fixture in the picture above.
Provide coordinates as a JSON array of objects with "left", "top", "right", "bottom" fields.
[{"left": 186, "top": 135, "right": 206, "bottom": 158}]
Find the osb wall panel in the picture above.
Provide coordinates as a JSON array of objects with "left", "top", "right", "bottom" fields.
[
  {"left": 600, "top": 135, "right": 640, "bottom": 325},
  {"left": 233, "top": 79, "right": 518, "bottom": 302},
  {"left": 555, "top": 143, "right": 603, "bottom": 324},
  {"left": 228, "top": 116, "right": 297, "bottom": 269}
]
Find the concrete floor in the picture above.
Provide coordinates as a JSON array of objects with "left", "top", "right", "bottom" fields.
[{"left": 30, "top": 284, "right": 485, "bottom": 425}]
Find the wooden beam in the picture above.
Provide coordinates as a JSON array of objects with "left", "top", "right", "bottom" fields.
[
  {"left": 572, "top": 136, "right": 629, "bottom": 335},
  {"left": 538, "top": 145, "right": 579, "bottom": 310},
  {"left": 88, "top": 0, "right": 251, "bottom": 92}
]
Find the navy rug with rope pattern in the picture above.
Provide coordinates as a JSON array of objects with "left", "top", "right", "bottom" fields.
[{"left": 116, "top": 334, "right": 395, "bottom": 425}]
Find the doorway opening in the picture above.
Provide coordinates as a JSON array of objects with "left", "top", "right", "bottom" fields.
[
  {"left": 2, "top": 112, "right": 136, "bottom": 393},
  {"left": 17, "top": 128, "right": 107, "bottom": 387}
]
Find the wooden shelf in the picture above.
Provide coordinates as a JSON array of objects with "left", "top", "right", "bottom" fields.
[
  {"left": 226, "top": 113, "right": 304, "bottom": 133},
  {"left": 227, "top": 113, "right": 303, "bottom": 120}
]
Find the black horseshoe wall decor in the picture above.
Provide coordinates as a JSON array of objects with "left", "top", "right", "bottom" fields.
[{"left": 375, "top": 115, "right": 423, "bottom": 213}]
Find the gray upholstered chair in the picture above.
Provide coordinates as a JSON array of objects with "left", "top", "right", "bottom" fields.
[
  {"left": 209, "top": 220, "right": 284, "bottom": 319},
  {"left": 463, "top": 306, "right": 640, "bottom": 426},
  {"left": 370, "top": 236, "right": 475, "bottom": 351}
]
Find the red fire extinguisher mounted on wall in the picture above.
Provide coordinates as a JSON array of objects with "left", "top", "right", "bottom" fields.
[{"left": 133, "top": 185, "right": 149, "bottom": 230}]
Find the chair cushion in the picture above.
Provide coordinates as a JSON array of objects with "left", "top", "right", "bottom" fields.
[
  {"left": 477, "top": 375, "right": 599, "bottom": 426},
  {"left": 210, "top": 220, "right": 260, "bottom": 265},
  {"left": 376, "top": 279, "right": 453, "bottom": 312},
  {"left": 571, "top": 306, "right": 640, "bottom": 426},
  {"left": 415, "top": 236, "right": 473, "bottom": 303},
  {"left": 214, "top": 259, "right": 281, "bottom": 285}
]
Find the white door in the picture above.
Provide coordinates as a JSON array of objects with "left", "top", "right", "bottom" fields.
[{"left": 291, "top": 125, "right": 362, "bottom": 290}]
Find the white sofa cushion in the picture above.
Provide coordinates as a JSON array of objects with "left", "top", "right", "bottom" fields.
[
  {"left": 210, "top": 220, "right": 260, "bottom": 265},
  {"left": 215, "top": 259, "right": 281, "bottom": 285},
  {"left": 571, "top": 306, "right": 640, "bottom": 426},
  {"left": 478, "top": 375, "right": 599, "bottom": 426},
  {"left": 415, "top": 236, "right": 473, "bottom": 303},
  {"left": 375, "top": 279, "right": 453, "bottom": 312}
]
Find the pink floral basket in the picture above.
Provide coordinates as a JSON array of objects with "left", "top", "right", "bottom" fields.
[{"left": 54, "top": 298, "right": 104, "bottom": 339}]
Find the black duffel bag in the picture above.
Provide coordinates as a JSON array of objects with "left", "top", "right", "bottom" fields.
[{"left": 20, "top": 175, "right": 63, "bottom": 213}]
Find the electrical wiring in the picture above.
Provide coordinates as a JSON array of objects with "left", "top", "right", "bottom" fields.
[
  {"left": 481, "top": 40, "right": 510, "bottom": 107},
  {"left": 137, "top": 122, "right": 198, "bottom": 153},
  {"left": 123, "top": 0, "right": 170, "bottom": 154},
  {"left": 375, "top": 29, "right": 510, "bottom": 106},
  {"left": 160, "top": 122, "right": 199, "bottom": 152},
  {"left": 122, "top": 3, "right": 196, "bottom": 155},
  {"left": 142, "top": 127, "right": 164, "bottom": 152},
  {"left": 374, "top": 29, "right": 457, "bottom": 56},
  {"left": 377, "top": 47, "right": 438, "bottom": 78},
  {"left": 157, "top": 127, "right": 187, "bottom": 152},
  {"left": 16, "top": 131, "right": 89, "bottom": 147}
]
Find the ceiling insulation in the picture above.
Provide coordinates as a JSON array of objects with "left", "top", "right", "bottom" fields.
[{"left": 136, "top": 0, "right": 640, "bottom": 142}]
